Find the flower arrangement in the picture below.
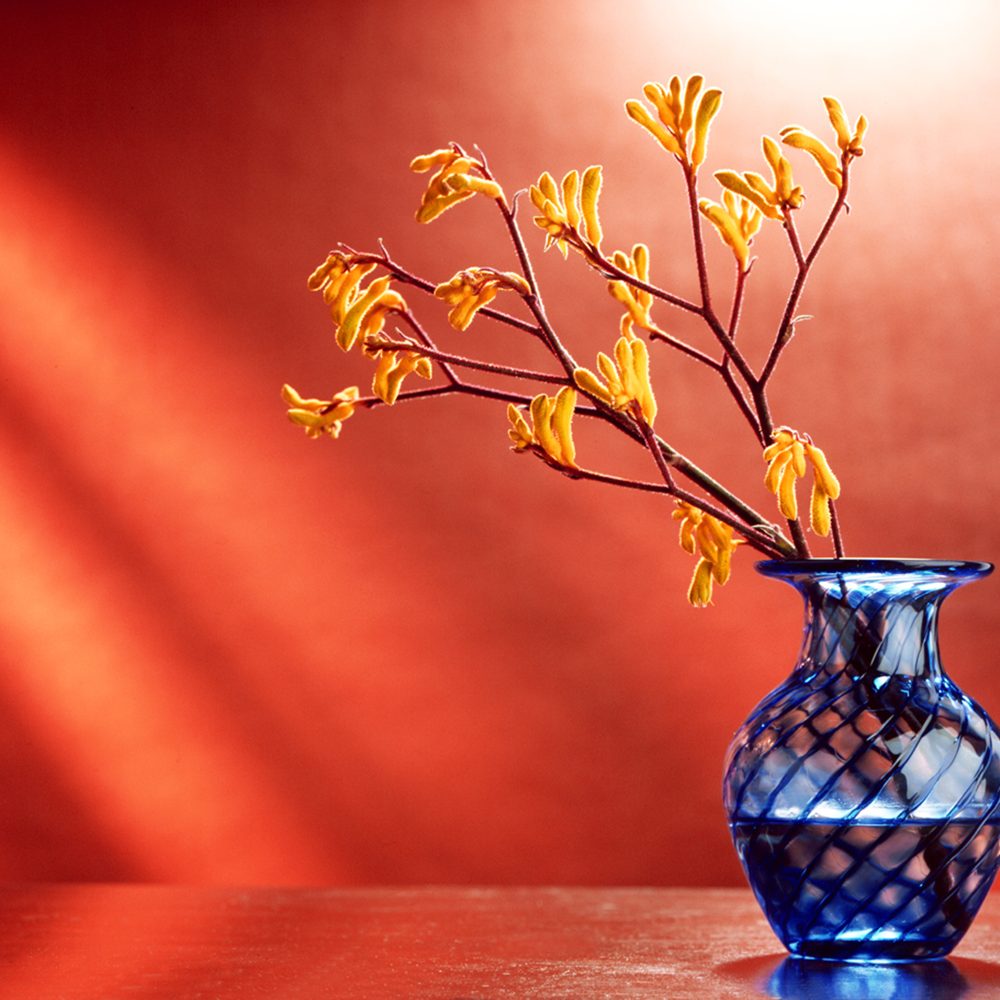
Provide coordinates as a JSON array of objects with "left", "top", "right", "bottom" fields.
[{"left": 283, "top": 75, "right": 866, "bottom": 606}]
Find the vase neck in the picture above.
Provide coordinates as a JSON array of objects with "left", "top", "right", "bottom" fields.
[
  {"left": 756, "top": 560, "right": 993, "bottom": 682},
  {"left": 801, "top": 581, "right": 946, "bottom": 680}
]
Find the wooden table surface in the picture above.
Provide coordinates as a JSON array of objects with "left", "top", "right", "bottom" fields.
[{"left": 2, "top": 885, "right": 1000, "bottom": 998}]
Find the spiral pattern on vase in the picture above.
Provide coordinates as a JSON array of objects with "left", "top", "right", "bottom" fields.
[{"left": 725, "top": 567, "right": 1000, "bottom": 961}]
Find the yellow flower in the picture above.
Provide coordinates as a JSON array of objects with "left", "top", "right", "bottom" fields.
[
  {"left": 307, "top": 253, "right": 407, "bottom": 352},
  {"left": 672, "top": 501, "right": 743, "bottom": 607},
  {"left": 698, "top": 191, "right": 763, "bottom": 272},
  {"left": 763, "top": 427, "right": 842, "bottom": 535},
  {"left": 361, "top": 331, "right": 434, "bottom": 406},
  {"left": 608, "top": 244, "right": 655, "bottom": 336},
  {"left": 506, "top": 387, "right": 578, "bottom": 468},
  {"left": 281, "top": 384, "right": 360, "bottom": 439},
  {"left": 529, "top": 166, "right": 603, "bottom": 257},
  {"left": 573, "top": 332, "right": 657, "bottom": 426},
  {"left": 625, "top": 75, "right": 723, "bottom": 172},
  {"left": 410, "top": 147, "right": 506, "bottom": 223},
  {"left": 823, "top": 97, "right": 867, "bottom": 157},
  {"left": 434, "top": 268, "right": 531, "bottom": 331},
  {"left": 780, "top": 97, "right": 867, "bottom": 190},
  {"left": 715, "top": 136, "right": 804, "bottom": 221}
]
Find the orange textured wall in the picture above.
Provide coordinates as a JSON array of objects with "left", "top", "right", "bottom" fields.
[{"left": 0, "top": 0, "right": 998, "bottom": 885}]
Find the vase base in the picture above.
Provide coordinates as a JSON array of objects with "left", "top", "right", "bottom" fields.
[{"left": 786, "top": 937, "right": 955, "bottom": 963}]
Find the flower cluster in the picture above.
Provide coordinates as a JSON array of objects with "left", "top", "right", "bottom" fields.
[
  {"left": 507, "top": 387, "right": 578, "bottom": 469},
  {"left": 307, "top": 253, "right": 433, "bottom": 405},
  {"left": 608, "top": 244, "right": 655, "bottom": 336},
  {"left": 529, "top": 167, "right": 604, "bottom": 257},
  {"left": 715, "top": 136, "right": 804, "bottom": 221},
  {"left": 282, "top": 384, "right": 360, "bottom": 439},
  {"left": 763, "top": 428, "right": 841, "bottom": 536},
  {"left": 698, "top": 192, "right": 763, "bottom": 273},
  {"left": 368, "top": 344, "right": 433, "bottom": 406},
  {"left": 625, "top": 75, "right": 722, "bottom": 172},
  {"left": 781, "top": 97, "right": 866, "bottom": 190},
  {"left": 308, "top": 253, "right": 408, "bottom": 352},
  {"left": 410, "top": 147, "right": 506, "bottom": 223},
  {"left": 574, "top": 332, "right": 657, "bottom": 426},
  {"left": 434, "top": 268, "right": 530, "bottom": 331},
  {"left": 288, "top": 76, "right": 867, "bottom": 607},
  {"left": 673, "top": 502, "right": 743, "bottom": 607}
]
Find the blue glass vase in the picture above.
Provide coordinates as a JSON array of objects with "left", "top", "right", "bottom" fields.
[{"left": 724, "top": 559, "right": 1000, "bottom": 962}]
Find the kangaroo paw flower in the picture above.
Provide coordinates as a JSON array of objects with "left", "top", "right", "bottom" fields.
[
  {"left": 625, "top": 75, "right": 722, "bottom": 172},
  {"left": 434, "top": 268, "right": 530, "bottom": 331},
  {"left": 573, "top": 331, "right": 656, "bottom": 426},
  {"left": 763, "top": 427, "right": 841, "bottom": 534},
  {"left": 673, "top": 501, "right": 744, "bottom": 607},
  {"left": 506, "top": 387, "right": 578, "bottom": 468}
]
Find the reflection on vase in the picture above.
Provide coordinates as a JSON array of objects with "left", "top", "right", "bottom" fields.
[
  {"left": 767, "top": 955, "right": 968, "bottom": 1000},
  {"left": 725, "top": 560, "right": 1000, "bottom": 962}
]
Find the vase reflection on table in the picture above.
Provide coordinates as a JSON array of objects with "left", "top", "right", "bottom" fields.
[{"left": 724, "top": 559, "right": 1000, "bottom": 962}]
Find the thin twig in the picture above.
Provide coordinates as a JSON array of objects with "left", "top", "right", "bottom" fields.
[
  {"left": 758, "top": 163, "right": 851, "bottom": 387},
  {"left": 647, "top": 327, "right": 723, "bottom": 371},
  {"left": 456, "top": 381, "right": 603, "bottom": 416},
  {"left": 354, "top": 385, "right": 459, "bottom": 409},
  {"left": 558, "top": 463, "right": 786, "bottom": 558},
  {"left": 581, "top": 243, "right": 702, "bottom": 316},
  {"left": 375, "top": 334, "right": 570, "bottom": 385},
  {"left": 830, "top": 501, "right": 845, "bottom": 558},
  {"left": 718, "top": 265, "right": 763, "bottom": 443},
  {"left": 344, "top": 246, "right": 542, "bottom": 336},
  {"left": 784, "top": 213, "right": 806, "bottom": 269},
  {"left": 636, "top": 409, "right": 677, "bottom": 491},
  {"left": 684, "top": 164, "right": 715, "bottom": 316},
  {"left": 476, "top": 158, "right": 579, "bottom": 378},
  {"left": 397, "top": 310, "right": 461, "bottom": 386}
]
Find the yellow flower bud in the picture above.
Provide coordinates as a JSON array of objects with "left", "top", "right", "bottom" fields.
[
  {"left": 530, "top": 166, "right": 604, "bottom": 256},
  {"left": 411, "top": 146, "right": 506, "bottom": 223},
  {"left": 506, "top": 388, "right": 578, "bottom": 468},
  {"left": 763, "top": 428, "right": 841, "bottom": 535},
  {"left": 626, "top": 75, "right": 722, "bottom": 172},
  {"left": 673, "top": 500, "right": 743, "bottom": 606},
  {"left": 281, "top": 385, "right": 360, "bottom": 440}
]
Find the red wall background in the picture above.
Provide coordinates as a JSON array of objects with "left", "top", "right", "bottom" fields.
[{"left": 1, "top": 1, "right": 998, "bottom": 885}]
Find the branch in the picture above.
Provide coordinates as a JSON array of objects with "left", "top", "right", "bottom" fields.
[
  {"left": 758, "top": 163, "right": 851, "bottom": 387},
  {"left": 504, "top": 229, "right": 579, "bottom": 376},
  {"left": 657, "top": 439, "right": 797, "bottom": 557},
  {"left": 343, "top": 244, "right": 542, "bottom": 337},
  {"left": 831, "top": 500, "right": 845, "bottom": 558},
  {"left": 354, "top": 385, "right": 459, "bottom": 409},
  {"left": 580, "top": 243, "right": 702, "bottom": 316},
  {"left": 557, "top": 458, "right": 786, "bottom": 558},
  {"left": 684, "top": 164, "right": 714, "bottom": 316},
  {"left": 373, "top": 334, "right": 570, "bottom": 386},
  {"left": 455, "top": 381, "right": 603, "bottom": 416},
  {"left": 636, "top": 409, "right": 677, "bottom": 491},
  {"left": 396, "top": 310, "right": 460, "bottom": 386},
  {"left": 647, "top": 326, "right": 723, "bottom": 371},
  {"left": 475, "top": 159, "right": 579, "bottom": 379},
  {"left": 717, "top": 265, "right": 763, "bottom": 444}
]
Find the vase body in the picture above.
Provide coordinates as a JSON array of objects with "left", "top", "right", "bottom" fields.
[{"left": 723, "top": 559, "right": 1000, "bottom": 962}]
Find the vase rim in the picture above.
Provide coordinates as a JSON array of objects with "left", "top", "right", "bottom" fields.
[{"left": 756, "top": 558, "right": 994, "bottom": 579}]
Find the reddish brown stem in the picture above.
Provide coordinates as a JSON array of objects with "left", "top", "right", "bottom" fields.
[
  {"left": 375, "top": 335, "right": 570, "bottom": 385},
  {"left": 758, "top": 163, "right": 851, "bottom": 387},
  {"left": 345, "top": 247, "right": 541, "bottom": 336},
  {"left": 684, "top": 164, "right": 715, "bottom": 316},
  {"left": 636, "top": 409, "right": 677, "bottom": 491},
  {"left": 581, "top": 242, "right": 702, "bottom": 316},
  {"left": 831, "top": 500, "right": 845, "bottom": 558},
  {"left": 396, "top": 310, "right": 460, "bottom": 386},
  {"left": 556, "top": 464, "right": 786, "bottom": 558}
]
